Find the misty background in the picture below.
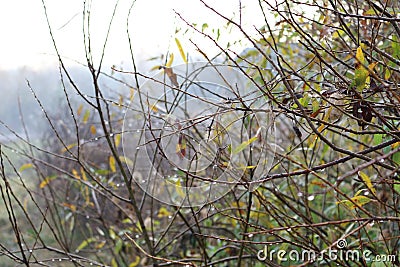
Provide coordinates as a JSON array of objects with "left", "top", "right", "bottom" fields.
[{"left": 0, "top": 0, "right": 267, "bottom": 143}]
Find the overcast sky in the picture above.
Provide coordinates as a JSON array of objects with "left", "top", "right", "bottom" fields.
[{"left": 1, "top": 0, "right": 268, "bottom": 71}]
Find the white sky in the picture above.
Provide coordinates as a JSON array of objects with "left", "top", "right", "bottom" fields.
[{"left": 0, "top": 0, "right": 269, "bottom": 71}]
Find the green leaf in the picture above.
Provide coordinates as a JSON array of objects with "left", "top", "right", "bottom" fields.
[
  {"left": 364, "top": 8, "right": 377, "bottom": 15},
  {"left": 109, "top": 228, "right": 117, "bottom": 240},
  {"left": 233, "top": 136, "right": 258, "bottom": 154},
  {"left": 19, "top": 163, "right": 33, "bottom": 172},
  {"left": 358, "top": 171, "right": 376, "bottom": 196},
  {"left": 114, "top": 239, "right": 123, "bottom": 254},
  {"left": 392, "top": 35, "right": 400, "bottom": 58},
  {"left": 299, "top": 93, "right": 310, "bottom": 107},
  {"left": 202, "top": 23, "right": 208, "bottom": 32},
  {"left": 76, "top": 237, "right": 95, "bottom": 251},
  {"left": 394, "top": 182, "right": 400, "bottom": 195},
  {"left": 373, "top": 134, "right": 383, "bottom": 146},
  {"left": 393, "top": 150, "right": 400, "bottom": 165},
  {"left": 312, "top": 99, "right": 320, "bottom": 113},
  {"left": 94, "top": 169, "right": 110, "bottom": 175}
]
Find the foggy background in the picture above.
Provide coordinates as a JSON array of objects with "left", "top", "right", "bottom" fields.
[{"left": 0, "top": 0, "right": 268, "bottom": 142}]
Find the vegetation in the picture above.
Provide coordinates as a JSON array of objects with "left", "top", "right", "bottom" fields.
[{"left": 1, "top": 0, "right": 399, "bottom": 266}]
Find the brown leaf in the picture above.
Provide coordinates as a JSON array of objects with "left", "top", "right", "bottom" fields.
[
  {"left": 353, "top": 100, "right": 373, "bottom": 127},
  {"left": 164, "top": 67, "right": 179, "bottom": 87}
]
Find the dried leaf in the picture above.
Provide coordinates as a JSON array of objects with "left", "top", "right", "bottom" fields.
[
  {"left": 164, "top": 67, "right": 179, "bottom": 87},
  {"left": 90, "top": 125, "right": 96, "bottom": 135},
  {"left": 77, "top": 104, "right": 83, "bottom": 116},
  {"left": 352, "top": 100, "right": 372, "bottom": 127},
  {"left": 176, "top": 133, "right": 187, "bottom": 159}
]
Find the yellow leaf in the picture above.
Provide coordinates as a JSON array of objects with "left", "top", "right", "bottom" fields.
[
  {"left": 109, "top": 228, "right": 117, "bottom": 240},
  {"left": 72, "top": 169, "right": 80, "bottom": 179},
  {"left": 129, "top": 87, "right": 135, "bottom": 101},
  {"left": 175, "top": 38, "right": 187, "bottom": 63},
  {"left": 39, "top": 175, "right": 57, "bottom": 188},
  {"left": 19, "top": 163, "right": 33, "bottom": 172},
  {"left": 83, "top": 109, "right": 90, "bottom": 124},
  {"left": 111, "top": 258, "right": 118, "bottom": 267},
  {"left": 317, "top": 124, "right": 325, "bottom": 133},
  {"left": 76, "top": 237, "right": 95, "bottom": 251},
  {"left": 358, "top": 171, "right": 376, "bottom": 196},
  {"left": 150, "top": 103, "right": 158, "bottom": 113},
  {"left": 337, "top": 195, "right": 372, "bottom": 209},
  {"left": 118, "top": 94, "right": 123, "bottom": 109},
  {"left": 238, "top": 165, "right": 257, "bottom": 170},
  {"left": 355, "top": 46, "right": 366, "bottom": 65},
  {"left": 90, "top": 125, "right": 96, "bottom": 135},
  {"left": 109, "top": 156, "right": 117, "bottom": 172},
  {"left": 368, "top": 62, "right": 378, "bottom": 72},
  {"left": 392, "top": 142, "right": 400, "bottom": 149},
  {"left": 129, "top": 256, "right": 140, "bottom": 267},
  {"left": 60, "top": 143, "right": 77, "bottom": 153},
  {"left": 114, "top": 134, "right": 121, "bottom": 148},
  {"left": 150, "top": 65, "right": 162, "bottom": 71},
  {"left": 385, "top": 69, "right": 392, "bottom": 80},
  {"left": 174, "top": 179, "right": 186, "bottom": 197},
  {"left": 62, "top": 203, "right": 77, "bottom": 212},
  {"left": 95, "top": 241, "right": 106, "bottom": 249},
  {"left": 80, "top": 167, "right": 88, "bottom": 181},
  {"left": 119, "top": 156, "right": 133, "bottom": 166},
  {"left": 77, "top": 104, "right": 83, "bottom": 116},
  {"left": 354, "top": 46, "right": 369, "bottom": 91},
  {"left": 166, "top": 53, "right": 174, "bottom": 67},
  {"left": 157, "top": 207, "right": 172, "bottom": 218}
]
